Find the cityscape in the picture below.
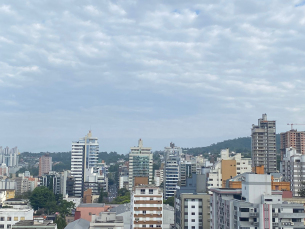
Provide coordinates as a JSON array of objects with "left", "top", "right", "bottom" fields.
[
  {"left": 1, "top": 1, "right": 305, "bottom": 229},
  {"left": 0, "top": 114, "right": 304, "bottom": 228}
]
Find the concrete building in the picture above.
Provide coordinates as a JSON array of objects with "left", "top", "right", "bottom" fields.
[
  {"left": 280, "top": 129, "right": 305, "bottom": 158},
  {"left": 210, "top": 173, "right": 305, "bottom": 229},
  {"left": 0, "top": 200, "right": 33, "bottom": 229},
  {"left": 39, "top": 154, "right": 52, "bottom": 177},
  {"left": 131, "top": 185, "right": 163, "bottom": 229},
  {"left": 174, "top": 174, "right": 209, "bottom": 229},
  {"left": 83, "top": 167, "right": 108, "bottom": 196},
  {"left": 74, "top": 203, "right": 111, "bottom": 222},
  {"left": 179, "top": 160, "right": 196, "bottom": 187},
  {"left": 12, "top": 220, "right": 57, "bottom": 229},
  {"left": 0, "top": 147, "right": 19, "bottom": 168},
  {"left": 281, "top": 147, "right": 305, "bottom": 196},
  {"left": 207, "top": 149, "right": 251, "bottom": 193},
  {"left": 251, "top": 113, "right": 277, "bottom": 173},
  {"left": 90, "top": 212, "right": 124, "bottom": 229},
  {"left": 164, "top": 148, "right": 180, "bottom": 199},
  {"left": 154, "top": 169, "right": 163, "bottom": 187},
  {"left": 128, "top": 139, "right": 153, "bottom": 191},
  {"left": 71, "top": 131, "right": 99, "bottom": 197}
]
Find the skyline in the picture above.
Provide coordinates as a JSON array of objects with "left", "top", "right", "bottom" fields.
[{"left": 1, "top": 1, "right": 305, "bottom": 153}]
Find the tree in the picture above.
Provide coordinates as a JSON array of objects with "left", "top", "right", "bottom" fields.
[
  {"left": 98, "top": 190, "right": 108, "bottom": 203},
  {"left": 58, "top": 200, "right": 75, "bottom": 216},
  {"left": 164, "top": 197, "right": 174, "bottom": 207},
  {"left": 55, "top": 216, "right": 66, "bottom": 229},
  {"left": 29, "top": 186, "right": 55, "bottom": 210},
  {"left": 298, "top": 182, "right": 305, "bottom": 197}
]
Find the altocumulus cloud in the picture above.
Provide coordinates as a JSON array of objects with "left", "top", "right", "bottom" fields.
[{"left": 0, "top": 0, "right": 305, "bottom": 153}]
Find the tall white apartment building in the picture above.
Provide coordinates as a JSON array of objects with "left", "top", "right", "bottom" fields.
[
  {"left": 207, "top": 149, "right": 251, "bottom": 193},
  {"left": 71, "top": 131, "right": 99, "bottom": 197},
  {"left": 281, "top": 147, "right": 305, "bottom": 196},
  {"left": 0, "top": 147, "right": 19, "bottom": 167},
  {"left": 129, "top": 139, "right": 153, "bottom": 191},
  {"left": 210, "top": 174, "right": 305, "bottom": 229},
  {"left": 131, "top": 185, "right": 163, "bottom": 229}
]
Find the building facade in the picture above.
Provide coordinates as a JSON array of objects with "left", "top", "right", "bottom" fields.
[
  {"left": 207, "top": 149, "right": 251, "bottom": 193},
  {"left": 210, "top": 173, "right": 305, "bottom": 229},
  {"left": 131, "top": 185, "right": 163, "bottom": 229},
  {"left": 281, "top": 147, "right": 305, "bottom": 196},
  {"left": 128, "top": 139, "right": 153, "bottom": 191},
  {"left": 71, "top": 131, "right": 99, "bottom": 197},
  {"left": 251, "top": 113, "right": 277, "bottom": 173},
  {"left": 39, "top": 154, "right": 52, "bottom": 177},
  {"left": 280, "top": 129, "right": 305, "bottom": 158}
]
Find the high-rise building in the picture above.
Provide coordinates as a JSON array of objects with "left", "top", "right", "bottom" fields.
[
  {"left": 280, "top": 129, "right": 305, "bottom": 158},
  {"left": 251, "top": 113, "right": 277, "bottom": 173},
  {"left": 174, "top": 174, "right": 210, "bottom": 229},
  {"left": 210, "top": 173, "right": 305, "bottom": 229},
  {"left": 128, "top": 139, "right": 153, "bottom": 191},
  {"left": 131, "top": 185, "right": 163, "bottom": 229},
  {"left": 71, "top": 131, "right": 99, "bottom": 197},
  {"left": 39, "top": 154, "right": 52, "bottom": 177},
  {"left": 0, "top": 147, "right": 19, "bottom": 167},
  {"left": 163, "top": 143, "right": 181, "bottom": 199},
  {"left": 281, "top": 147, "right": 305, "bottom": 196}
]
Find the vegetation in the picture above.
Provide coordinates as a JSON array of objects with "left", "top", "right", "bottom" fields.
[
  {"left": 29, "top": 186, "right": 75, "bottom": 215},
  {"left": 98, "top": 152, "right": 128, "bottom": 164},
  {"left": 16, "top": 166, "right": 39, "bottom": 177},
  {"left": 112, "top": 188, "right": 130, "bottom": 204},
  {"left": 98, "top": 190, "right": 108, "bottom": 203},
  {"left": 164, "top": 196, "right": 174, "bottom": 207}
]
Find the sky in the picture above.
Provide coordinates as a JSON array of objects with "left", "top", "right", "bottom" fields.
[{"left": 1, "top": 0, "right": 305, "bottom": 154}]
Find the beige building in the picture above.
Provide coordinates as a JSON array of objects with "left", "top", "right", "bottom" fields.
[
  {"left": 207, "top": 149, "right": 251, "bottom": 193},
  {"left": 131, "top": 185, "right": 163, "bottom": 229},
  {"left": 39, "top": 154, "right": 52, "bottom": 177}
]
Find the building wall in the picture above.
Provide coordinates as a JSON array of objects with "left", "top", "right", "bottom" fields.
[
  {"left": 0, "top": 208, "right": 33, "bottom": 229},
  {"left": 221, "top": 160, "right": 236, "bottom": 188},
  {"left": 75, "top": 205, "right": 111, "bottom": 222}
]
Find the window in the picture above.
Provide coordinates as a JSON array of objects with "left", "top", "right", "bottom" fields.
[
  {"left": 143, "top": 210, "right": 146, "bottom": 214},
  {"left": 7, "top": 225, "right": 11, "bottom": 229},
  {"left": 191, "top": 212, "right": 195, "bottom": 215},
  {"left": 20, "top": 217, "right": 25, "bottom": 221},
  {"left": 143, "top": 225, "right": 146, "bottom": 227},
  {"left": 0, "top": 225, "right": 4, "bottom": 229},
  {"left": 191, "top": 205, "right": 195, "bottom": 208},
  {"left": 191, "top": 219, "right": 195, "bottom": 222},
  {"left": 141, "top": 189, "right": 145, "bottom": 194},
  {"left": 149, "top": 189, "right": 153, "bottom": 194},
  {"left": 150, "top": 198, "right": 153, "bottom": 200},
  {"left": 0, "top": 218, "right": 4, "bottom": 221},
  {"left": 14, "top": 217, "right": 18, "bottom": 221},
  {"left": 150, "top": 225, "right": 153, "bottom": 228},
  {"left": 7, "top": 217, "right": 11, "bottom": 221},
  {"left": 192, "top": 227, "right": 195, "bottom": 229}
]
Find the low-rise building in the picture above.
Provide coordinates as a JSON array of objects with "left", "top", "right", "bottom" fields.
[
  {"left": 12, "top": 219, "right": 57, "bottom": 229},
  {"left": 90, "top": 212, "right": 124, "bottom": 229}
]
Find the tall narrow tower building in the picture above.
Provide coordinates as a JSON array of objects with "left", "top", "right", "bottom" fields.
[
  {"left": 128, "top": 139, "right": 153, "bottom": 191},
  {"left": 71, "top": 131, "right": 99, "bottom": 197},
  {"left": 251, "top": 114, "right": 277, "bottom": 173}
]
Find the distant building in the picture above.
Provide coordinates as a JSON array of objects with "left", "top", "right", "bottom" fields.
[
  {"left": 251, "top": 113, "right": 277, "bottom": 173},
  {"left": 0, "top": 147, "right": 19, "bottom": 168},
  {"left": 280, "top": 129, "right": 305, "bottom": 158},
  {"left": 71, "top": 131, "right": 99, "bottom": 197},
  {"left": 12, "top": 219, "right": 56, "bottom": 229},
  {"left": 39, "top": 154, "right": 52, "bottom": 177},
  {"left": 128, "top": 139, "right": 153, "bottom": 191},
  {"left": 207, "top": 149, "right": 251, "bottom": 193},
  {"left": 74, "top": 203, "right": 111, "bottom": 222},
  {"left": 131, "top": 185, "right": 163, "bottom": 229},
  {"left": 210, "top": 173, "right": 305, "bottom": 228}
]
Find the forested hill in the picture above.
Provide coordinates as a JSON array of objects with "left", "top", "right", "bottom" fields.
[{"left": 183, "top": 134, "right": 280, "bottom": 157}]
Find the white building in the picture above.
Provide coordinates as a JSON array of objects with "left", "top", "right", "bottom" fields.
[
  {"left": 154, "top": 169, "right": 163, "bottom": 187},
  {"left": 210, "top": 174, "right": 305, "bottom": 229},
  {"left": 128, "top": 139, "right": 153, "bottom": 191},
  {"left": 281, "top": 147, "right": 305, "bottom": 196},
  {"left": 0, "top": 147, "right": 19, "bottom": 168},
  {"left": 131, "top": 185, "right": 163, "bottom": 229},
  {"left": 71, "top": 131, "right": 99, "bottom": 197},
  {"left": 207, "top": 149, "right": 251, "bottom": 193},
  {"left": 0, "top": 200, "right": 33, "bottom": 229}
]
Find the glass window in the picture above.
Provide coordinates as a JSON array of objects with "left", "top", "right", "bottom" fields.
[
  {"left": 149, "top": 189, "right": 153, "bottom": 194},
  {"left": 14, "top": 217, "right": 18, "bottom": 221},
  {"left": 7, "top": 217, "right": 11, "bottom": 221},
  {"left": 20, "top": 217, "right": 25, "bottom": 221}
]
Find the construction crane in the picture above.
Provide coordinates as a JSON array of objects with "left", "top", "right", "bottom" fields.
[{"left": 287, "top": 123, "right": 305, "bottom": 130}]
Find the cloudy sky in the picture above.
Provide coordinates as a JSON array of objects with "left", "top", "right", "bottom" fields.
[{"left": 1, "top": 0, "right": 305, "bottom": 153}]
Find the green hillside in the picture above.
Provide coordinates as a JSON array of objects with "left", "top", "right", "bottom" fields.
[{"left": 183, "top": 134, "right": 281, "bottom": 157}]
